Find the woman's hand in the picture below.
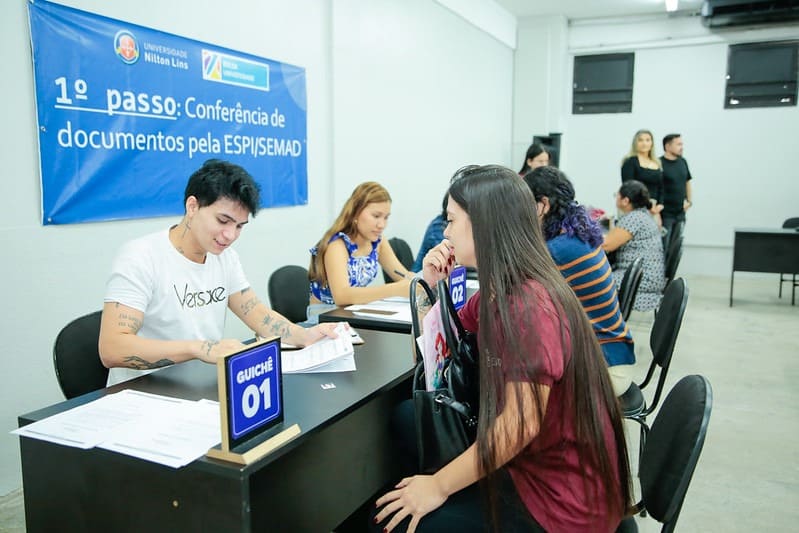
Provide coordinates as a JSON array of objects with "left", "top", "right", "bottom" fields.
[
  {"left": 374, "top": 475, "right": 448, "bottom": 533},
  {"left": 421, "top": 239, "right": 455, "bottom": 287}
]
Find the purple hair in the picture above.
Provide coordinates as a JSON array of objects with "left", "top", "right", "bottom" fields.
[{"left": 522, "top": 167, "right": 604, "bottom": 248}]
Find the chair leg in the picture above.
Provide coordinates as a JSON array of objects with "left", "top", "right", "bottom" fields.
[{"left": 779, "top": 275, "right": 782, "bottom": 298}]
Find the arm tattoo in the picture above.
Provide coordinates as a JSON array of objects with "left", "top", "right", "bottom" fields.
[
  {"left": 118, "top": 313, "right": 142, "bottom": 334},
  {"left": 240, "top": 296, "right": 260, "bottom": 316},
  {"left": 123, "top": 356, "right": 174, "bottom": 370},
  {"left": 202, "top": 340, "right": 219, "bottom": 358},
  {"left": 415, "top": 292, "right": 432, "bottom": 315},
  {"left": 260, "top": 314, "right": 293, "bottom": 340}
]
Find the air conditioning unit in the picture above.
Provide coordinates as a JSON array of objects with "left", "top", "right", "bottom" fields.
[{"left": 701, "top": 0, "right": 799, "bottom": 28}]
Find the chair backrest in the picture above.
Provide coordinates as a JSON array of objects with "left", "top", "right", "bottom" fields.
[
  {"left": 640, "top": 374, "right": 713, "bottom": 532},
  {"left": 782, "top": 217, "right": 799, "bottom": 229},
  {"left": 383, "top": 237, "right": 415, "bottom": 283},
  {"left": 664, "top": 234, "right": 684, "bottom": 285},
  {"left": 641, "top": 278, "right": 689, "bottom": 414},
  {"left": 618, "top": 256, "right": 644, "bottom": 321},
  {"left": 53, "top": 311, "right": 108, "bottom": 399},
  {"left": 268, "top": 265, "right": 310, "bottom": 323}
]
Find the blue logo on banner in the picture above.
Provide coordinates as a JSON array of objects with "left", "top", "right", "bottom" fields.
[
  {"left": 28, "top": 0, "right": 308, "bottom": 224},
  {"left": 114, "top": 30, "right": 139, "bottom": 64},
  {"left": 448, "top": 266, "right": 467, "bottom": 310},
  {"left": 226, "top": 342, "right": 282, "bottom": 440}
]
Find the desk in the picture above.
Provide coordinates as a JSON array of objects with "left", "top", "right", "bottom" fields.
[
  {"left": 18, "top": 329, "right": 414, "bottom": 532},
  {"left": 730, "top": 228, "right": 799, "bottom": 306},
  {"left": 319, "top": 307, "right": 411, "bottom": 334}
]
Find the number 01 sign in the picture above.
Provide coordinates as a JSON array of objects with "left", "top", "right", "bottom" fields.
[{"left": 207, "top": 337, "right": 300, "bottom": 465}]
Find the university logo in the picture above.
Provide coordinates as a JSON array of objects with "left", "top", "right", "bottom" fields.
[{"left": 114, "top": 30, "right": 139, "bottom": 64}]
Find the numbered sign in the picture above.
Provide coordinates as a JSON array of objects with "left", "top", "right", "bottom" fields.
[
  {"left": 448, "top": 265, "right": 467, "bottom": 311},
  {"left": 221, "top": 338, "right": 284, "bottom": 450}
]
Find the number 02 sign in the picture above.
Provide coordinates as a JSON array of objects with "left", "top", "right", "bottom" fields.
[{"left": 448, "top": 266, "right": 467, "bottom": 311}]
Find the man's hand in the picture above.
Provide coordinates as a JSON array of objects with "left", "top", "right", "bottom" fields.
[{"left": 195, "top": 339, "right": 247, "bottom": 364}]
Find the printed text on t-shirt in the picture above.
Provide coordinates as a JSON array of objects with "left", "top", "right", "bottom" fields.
[{"left": 173, "top": 283, "right": 226, "bottom": 308}]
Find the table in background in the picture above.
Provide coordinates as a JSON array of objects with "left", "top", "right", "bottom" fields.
[
  {"left": 730, "top": 227, "right": 799, "bottom": 306},
  {"left": 320, "top": 307, "right": 412, "bottom": 334},
  {"left": 18, "top": 329, "right": 414, "bottom": 533}
]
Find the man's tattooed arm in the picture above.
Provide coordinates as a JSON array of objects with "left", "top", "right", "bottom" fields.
[{"left": 122, "top": 356, "right": 174, "bottom": 370}]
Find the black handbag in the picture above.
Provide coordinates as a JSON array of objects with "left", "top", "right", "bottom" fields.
[{"left": 411, "top": 277, "right": 480, "bottom": 473}]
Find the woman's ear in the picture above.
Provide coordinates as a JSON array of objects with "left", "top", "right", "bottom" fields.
[{"left": 539, "top": 196, "right": 551, "bottom": 216}]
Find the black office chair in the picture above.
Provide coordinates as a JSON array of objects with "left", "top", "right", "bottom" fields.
[
  {"left": 382, "top": 237, "right": 414, "bottom": 283},
  {"left": 616, "top": 374, "right": 713, "bottom": 533},
  {"left": 618, "top": 257, "right": 644, "bottom": 322},
  {"left": 619, "top": 278, "right": 689, "bottom": 463},
  {"left": 53, "top": 311, "right": 109, "bottom": 399},
  {"left": 268, "top": 265, "right": 310, "bottom": 323},
  {"left": 663, "top": 234, "right": 684, "bottom": 286},
  {"left": 779, "top": 217, "right": 799, "bottom": 305}
]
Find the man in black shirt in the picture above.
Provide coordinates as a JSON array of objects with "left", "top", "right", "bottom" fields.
[{"left": 660, "top": 133, "right": 693, "bottom": 246}]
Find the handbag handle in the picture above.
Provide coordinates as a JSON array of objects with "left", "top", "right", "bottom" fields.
[
  {"left": 410, "top": 276, "right": 437, "bottom": 362},
  {"left": 436, "top": 279, "right": 468, "bottom": 351}
]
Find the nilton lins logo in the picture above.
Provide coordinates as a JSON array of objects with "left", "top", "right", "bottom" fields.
[{"left": 114, "top": 30, "right": 139, "bottom": 64}]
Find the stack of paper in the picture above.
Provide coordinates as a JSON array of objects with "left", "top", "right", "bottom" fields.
[
  {"left": 12, "top": 390, "right": 221, "bottom": 468},
  {"left": 282, "top": 324, "right": 357, "bottom": 373}
]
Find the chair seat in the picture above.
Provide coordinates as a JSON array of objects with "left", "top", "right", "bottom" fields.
[
  {"left": 619, "top": 383, "right": 646, "bottom": 418},
  {"left": 615, "top": 516, "right": 638, "bottom": 533}
]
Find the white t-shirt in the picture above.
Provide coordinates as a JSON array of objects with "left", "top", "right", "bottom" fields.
[{"left": 104, "top": 229, "right": 250, "bottom": 385}]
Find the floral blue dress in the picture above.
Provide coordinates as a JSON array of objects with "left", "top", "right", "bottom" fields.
[{"left": 309, "top": 232, "right": 381, "bottom": 305}]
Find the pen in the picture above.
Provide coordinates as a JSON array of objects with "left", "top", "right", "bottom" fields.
[{"left": 394, "top": 269, "right": 407, "bottom": 279}]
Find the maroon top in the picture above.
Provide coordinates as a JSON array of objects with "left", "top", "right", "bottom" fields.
[{"left": 459, "top": 280, "right": 621, "bottom": 532}]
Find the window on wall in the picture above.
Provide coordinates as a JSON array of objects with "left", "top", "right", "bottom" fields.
[
  {"left": 572, "top": 53, "right": 634, "bottom": 114},
  {"left": 725, "top": 41, "right": 798, "bottom": 109}
]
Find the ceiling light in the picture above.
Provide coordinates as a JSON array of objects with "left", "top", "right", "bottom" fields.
[{"left": 666, "top": 0, "right": 679, "bottom": 12}]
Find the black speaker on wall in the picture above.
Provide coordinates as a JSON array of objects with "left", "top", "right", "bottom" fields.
[{"left": 533, "top": 132, "right": 562, "bottom": 168}]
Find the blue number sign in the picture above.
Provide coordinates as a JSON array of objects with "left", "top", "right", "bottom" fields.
[
  {"left": 226, "top": 341, "right": 283, "bottom": 443},
  {"left": 448, "top": 266, "right": 467, "bottom": 311}
]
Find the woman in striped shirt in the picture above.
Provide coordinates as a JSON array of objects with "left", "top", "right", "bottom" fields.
[{"left": 522, "top": 167, "right": 636, "bottom": 396}]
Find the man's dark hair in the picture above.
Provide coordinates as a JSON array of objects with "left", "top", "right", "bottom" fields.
[
  {"left": 662, "top": 133, "right": 681, "bottom": 150},
  {"left": 184, "top": 159, "right": 261, "bottom": 216}
]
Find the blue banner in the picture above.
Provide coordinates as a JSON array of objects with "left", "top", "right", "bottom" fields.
[{"left": 28, "top": 0, "right": 307, "bottom": 225}]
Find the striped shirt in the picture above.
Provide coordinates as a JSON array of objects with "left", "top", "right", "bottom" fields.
[{"left": 547, "top": 235, "right": 635, "bottom": 366}]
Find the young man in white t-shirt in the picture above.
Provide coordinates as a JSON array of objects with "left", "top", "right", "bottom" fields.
[{"left": 100, "top": 159, "right": 341, "bottom": 385}]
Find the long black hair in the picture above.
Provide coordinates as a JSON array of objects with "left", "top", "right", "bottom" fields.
[{"left": 448, "top": 165, "right": 631, "bottom": 530}]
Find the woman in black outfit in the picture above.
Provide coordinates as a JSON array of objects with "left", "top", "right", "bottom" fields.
[{"left": 620, "top": 129, "right": 663, "bottom": 225}]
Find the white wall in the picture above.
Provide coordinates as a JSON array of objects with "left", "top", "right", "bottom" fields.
[
  {"left": 332, "top": 0, "right": 514, "bottom": 258},
  {"left": 0, "top": 0, "right": 513, "bottom": 494},
  {"left": 516, "top": 13, "right": 799, "bottom": 275}
]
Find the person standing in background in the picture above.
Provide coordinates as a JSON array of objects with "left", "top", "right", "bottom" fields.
[
  {"left": 518, "top": 142, "right": 550, "bottom": 176},
  {"left": 660, "top": 133, "right": 693, "bottom": 245},
  {"left": 621, "top": 129, "right": 663, "bottom": 226}
]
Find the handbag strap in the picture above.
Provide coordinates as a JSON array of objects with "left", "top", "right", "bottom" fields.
[
  {"left": 410, "top": 276, "right": 437, "bottom": 362},
  {"left": 436, "top": 279, "right": 468, "bottom": 351}
]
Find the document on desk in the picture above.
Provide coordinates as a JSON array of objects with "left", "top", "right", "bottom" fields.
[
  {"left": 13, "top": 390, "right": 222, "bottom": 468},
  {"left": 345, "top": 299, "right": 413, "bottom": 323},
  {"left": 12, "top": 389, "right": 168, "bottom": 449},
  {"left": 98, "top": 396, "right": 221, "bottom": 469},
  {"left": 282, "top": 324, "right": 356, "bottom": 373}
]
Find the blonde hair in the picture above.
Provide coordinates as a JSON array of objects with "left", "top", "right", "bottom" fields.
[
  {"left": 309, "top": 181, "right": 392, "bottom": 287},
  {"left": 622, "top": 129, "right": 661, "bottom": 169}
]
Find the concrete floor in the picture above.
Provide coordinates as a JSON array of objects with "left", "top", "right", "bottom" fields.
[{"left": 2, "top": 274, "right": 797, "bottom": 532}]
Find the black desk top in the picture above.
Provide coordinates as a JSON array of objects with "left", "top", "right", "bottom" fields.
[
  {"left": 19, "top": 328, "right": 414, "bottom": 477},
  {"left": 735, "top": 227, "right": 799, "bottom": 235},
  {"left": 319, "top": 307, "right": 412, "bottom": 334}
]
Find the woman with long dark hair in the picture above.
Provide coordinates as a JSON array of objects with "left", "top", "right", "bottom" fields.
[
  {"left": 523, "top": 166, "right": 636, "bottom": 396},
  {"left": 373, "top": 165, "right": 631, "bottom": 532},
  {"left": 518, "top": 142, "right": 550, "bottom": 175}
]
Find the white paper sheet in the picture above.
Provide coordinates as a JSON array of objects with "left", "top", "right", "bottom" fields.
[{"left": 282, "top": 324, "right": 355, "bottom": 373}]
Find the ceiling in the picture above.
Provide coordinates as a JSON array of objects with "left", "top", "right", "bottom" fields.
[{"left": 493, "top": 0, "right": 704, "bottom": 20}]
